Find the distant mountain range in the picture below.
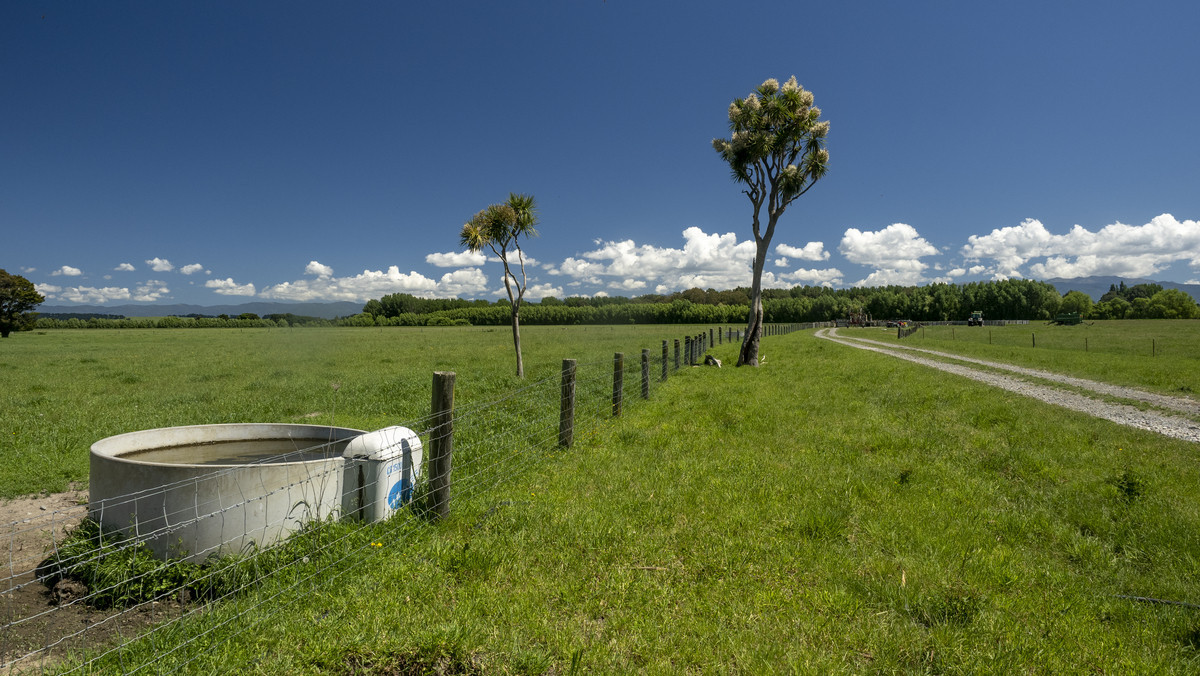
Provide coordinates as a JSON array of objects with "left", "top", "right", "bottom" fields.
[
  {"left": 1043, "top": 276, "right": 1200, "bottom": 301},
  {"left": 39, "top": 301, "right": 364, "bottom": 320}
]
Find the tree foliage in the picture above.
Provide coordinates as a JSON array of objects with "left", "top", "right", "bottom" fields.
[
  {"left": 0, "top": 269, "right": 45, "bottom": 338},
  {"left": 1100, "top": 281, "right": 1164, "bottom": 303},
  {"left": 459, "top": 193, "right": 539, "bottom": 377},
  {"left": 713, "top": 76, "right": 829, "bottom": 366},
  {"left": 355, "top": 278, "right": 1112, "bottom": 326},
  {"left": 1059, "top": 290, "right": 1094, "bottom": 316}
]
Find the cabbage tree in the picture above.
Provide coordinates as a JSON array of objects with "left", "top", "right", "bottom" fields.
[
  {"left": 460, "top": 193, "right": 539, "bottom": 377},
  {"left": 713, "top": 76, "right": 829, "bottom": 366}
]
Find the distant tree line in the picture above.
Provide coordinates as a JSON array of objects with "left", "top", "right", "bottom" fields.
[
  {"left": 39, "top": 312, "right": 128, "bottom": 321},
  {"left": 26, "top": 279, "right": 1198, "bottom": 332},
  {"left": 33, "top": 312, "right": 336, "bottom": 330},
  {"left": 355, "top": 279, "right": 1197, "bottom": 326},
  {"left": 1078, "top": 282, "right": 1200, "bottom": 320}
]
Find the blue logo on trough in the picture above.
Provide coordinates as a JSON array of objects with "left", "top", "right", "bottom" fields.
[{"left": 387, "top": 478, "right": 412, "bottom": 510}]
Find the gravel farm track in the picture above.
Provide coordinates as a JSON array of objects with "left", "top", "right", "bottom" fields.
[{"left": 817, "top": 328, "right": 1200, "bottom": 444}]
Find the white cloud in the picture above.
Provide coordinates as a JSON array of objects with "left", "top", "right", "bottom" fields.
[
  {"left": 115, "top": 263, "right": 136, "bottom": 272},
  {"left": 609, "top": 278, "right": 647, "bottom": 291},
  {"left": 487, "top": 252, "right": 540, "bottom": 268},
  {"left": 38, "top": 284, "right": 132, "bottom": 304},
  {"left": 425, "top": 251, "right": 488, "bottom": 268},
  {"left": 438, "top": 268, "right": 491, "bottom": 298},
  {"left": 946, "top": 268, "right": 967, "bottom": 278},
  {"left": 839, "top": 223, "right": 939, "bottom": 286},
  {"left": 775, "top": 241, "right": 830, "bottom": 261},
  {"left": 524, "top": 282, "right": 565, "bottom": 300},
  {"left": 853, "top": 269, "right": 924, "bottom": 287},
  {"left": 180, "top": 263, "right": 206, "bottom": 275},
  {"left": 962, "top": 214, "right": 1200, "bottom": 279},
  {"left": 778, "top": 267, "right": 845, "bottom": 287},
  {"left": 774, "top": 257, "right": 789, "bottom": 267},
  {"left": 259, "top": 265, "right": 491, "bottom": 302},
  {"left": 146, "top": 257, "right": 174, "bottom": 272},
  {"left": 133, "top": 281, "right": 170, "bottom": 302},
  {"left": 20, "top": 267, "right": 36, "bottom": 274},
  {"left": 51, "top": 265, "right": 82, "bottom": 277},
  {"left": 206, "top": 278, "right": 257, "bottom": 296},
  {"left": 840, "top": 223, "right": 939, "bottom": 267},
  {"left": 548, "top": 226, "right": 758, "bottom": 292},
  {"left": 305, "top": 261, "right": 335, "bottom": 278}
]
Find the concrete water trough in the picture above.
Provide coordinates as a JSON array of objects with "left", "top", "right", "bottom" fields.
[{"left": 89, "top": 423, "right": 364, "bottom": 562}]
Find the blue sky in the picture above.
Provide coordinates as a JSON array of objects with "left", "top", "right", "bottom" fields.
[{"left": 4, "top": 1, "right": 1199, "bottom": 307}]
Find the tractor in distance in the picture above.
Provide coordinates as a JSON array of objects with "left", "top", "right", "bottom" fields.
[{"left": 967, "top": 310, "right": 984, "bottom": 326}]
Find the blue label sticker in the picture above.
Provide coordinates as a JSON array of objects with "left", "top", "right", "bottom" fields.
[{"left": 387, "top": 478, "right": 412, "bottom": 510}]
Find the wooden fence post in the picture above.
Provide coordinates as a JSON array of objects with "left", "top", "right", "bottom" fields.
[
  {"left": 685, "top": 336, "right": 691, "bottom": 365},
  {"left": 612, "top": 353, "right": 624, "bottom": 417},
  {"left": 641, "top": 348, "right": 650, "bottom": 399},
  {"left": 661, "top": 340, "right": 668, "bottom": 381},
  {"left": 709, "top": 328, "right": 714, "bottom": 348},
  {"left": 674, "top": 339, "right": 680, "bottom": 370},
  {"left": 430, "top": 371, "right": 455, "bottom": 521},
  {"left": 559, "top": 359, "right": 576, "bottom": 449}
]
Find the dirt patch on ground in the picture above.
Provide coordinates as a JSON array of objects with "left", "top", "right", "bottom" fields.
[{"left": 1, "top": 487, "right": 185, "bottom": 672}]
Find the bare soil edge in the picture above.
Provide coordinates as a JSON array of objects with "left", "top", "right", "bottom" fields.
[{"left": 1, "top": 487, "right": 188, "bottom": 673}]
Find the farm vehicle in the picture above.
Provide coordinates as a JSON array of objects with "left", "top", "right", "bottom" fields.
[{"left": 967, "top": 311, "right": 984, "bottom": 326}]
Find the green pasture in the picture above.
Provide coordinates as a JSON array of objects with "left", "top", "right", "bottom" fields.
[
  {"left": 5, "top": 323, "right": 1200, "bottom": 672},
  {"left": 858, "top": 319, "right": 1200, "bottom": 397},
  {"left": 0, "top": 325, "right": 711, "bottom": 499}
]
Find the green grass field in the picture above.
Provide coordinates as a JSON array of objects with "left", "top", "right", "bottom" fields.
[
  {"left": 0, "top": 325, "right": 709, "bottom": 499},
  {"left": 5, "top": 323, "right": 1200, "bottom": 673}
]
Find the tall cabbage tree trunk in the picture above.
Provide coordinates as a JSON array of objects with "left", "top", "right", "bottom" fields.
[
  {"left": 510, "top": 306, "right": 524, "bottom": 378},
  {"left": 738, "top": 237, "right": 769, "bottom": 366}
]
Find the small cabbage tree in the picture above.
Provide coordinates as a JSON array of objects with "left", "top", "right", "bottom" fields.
[
  {"left": 713, "top": 76, "right": 829, "bottom": 366},
  {"left": 460, "top": 193, "right": 539, "bottom": 377}
]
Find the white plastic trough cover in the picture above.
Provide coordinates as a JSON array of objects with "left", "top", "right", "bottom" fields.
[{"left": 344, "top": 426, "right": 423, "bottom": 513}]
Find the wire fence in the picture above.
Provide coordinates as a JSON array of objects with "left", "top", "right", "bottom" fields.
[{"left": 1, "top": 323, "right": 822, "bottom": 674}]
